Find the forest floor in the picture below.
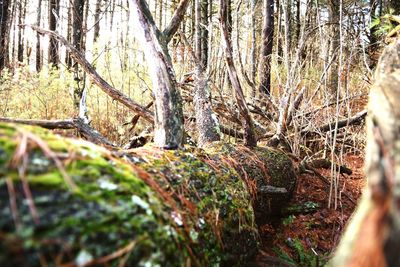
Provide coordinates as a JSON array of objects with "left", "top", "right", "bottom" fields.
[{"left": 251, "top": 153, "right": 365, "bottom": 266}]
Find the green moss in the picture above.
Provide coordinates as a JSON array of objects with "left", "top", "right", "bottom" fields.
[{"left": 0, "top": 124, "right": 259, "bottom": 266}]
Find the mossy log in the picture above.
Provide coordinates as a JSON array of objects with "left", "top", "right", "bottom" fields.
[
  {"left": 331, "top": 40, "right": 400, "bottom": 266},
  {"left": 0, "top": 123, "right": 296, "bottom": 266}
]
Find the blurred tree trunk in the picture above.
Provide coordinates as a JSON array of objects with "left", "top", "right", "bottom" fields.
[
  {"left": 48, "top": 0, "right": 60, "bottom": 68},
  {"left": 35, "top": 0, "right": 42, "bottom": 72},
  {"left": 390, "top": 0, "right": 400, "bottom": 14},
  {"left": 201, "top": 0, "right": 208, "bottom": 67},
  {"left": 194, "top": 0, "right": 220, "bottom": 147},
  {"left": 258, "top": 0, "right": 274, "bottom": 96},
  {"left": 131, "top": 0, "right": 190, "bottom": 149},
  {"left": 65, "top": 1, "right": 73, "bottom": 68},
  {"left": 331, "top": 40, "right": 400, "bottom": 267},
  {"left": 93, "top": 0, "right": 102, "bottom": 43},
  {"left": 71, "top": 0, "right": 86, "bottom": 113},
  {"left": 17, "top": 0, "right": 26, "bottom": 63},
  {"left": 250, "top": 0, "right": 256, "bottom": 97},
  {"left": 327, "top": 0, "right": 340, "bottom": 98},
  {"left": 0, "top": 0, "right": 10, "bottom": 72},
  {"left": 220, "top": 0, "right": 257, "bottom": 147}
]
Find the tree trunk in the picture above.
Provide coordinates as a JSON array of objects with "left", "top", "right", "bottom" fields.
[
  {"left": 48, "top": 0, "right": 60, "bottom": 68},
  {"left": 35, "top": 0, "right": 42, "bottom": 72},
  {"left": 390, "top": 0, "right": 400, "bottom": 14},
  {"left": 327, "top": 0, "right": 340, "bottom": 98},
  {"left": 331, "top": 40, "right": 400, "bottom": 267},
  {"left": 93, "top": 0, "right": 102, "bottom": 43},
  {"left": 220, "top": 0, "right": 257, "bottom": 147},
  {"left": 200, "top": 0, "right": 208, "bottom": 67},
  {"left": 194, "top": 0, "right": 220, "bottom": 147},
  {"left": 0, "top": 0, "right": 10, "bottom": 72},
  {"left": 130, "top": 0, "right": 189, "bottom": 149},
  {"left": 258, "top": 0, "right": 274, "bottom": 96},
  {"left": 65, "top": 1, "right": 73, "bottom": 68},
  {"left": 250, "top": 0, "right": 257, "bottom": 97},
  {"left": 17, "top": 0, "right": 26, "bottom": 63}
]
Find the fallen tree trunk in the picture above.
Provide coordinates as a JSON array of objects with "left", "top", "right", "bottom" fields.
[
  {"left": 0, "top": 122, "right": 296, "bottom": 266},
  {"left": 331, "top": 40, "right": 400, "bottom": 266}
]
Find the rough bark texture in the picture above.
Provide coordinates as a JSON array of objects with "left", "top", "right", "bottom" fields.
[
  {"left": 258, "top": 0, "right": 274, "bottom": 96},
  {"left": 130, "top": 0, "right": 185, "bottom": 149},
  {"left": 0, "top": 0, "right": 10, "bottom": 72},
  {"left": 48, "top": 0, "right": 60, "bottom": 67},
  {"left": 163, "top": 0, "right": 191, "bottom": 43},
  {"left": 194, "top": 0, "right": 220, "bottom": 147},
  {"left": 35, "top": 0, "right": 42, "bottom": 72},
  {"left": 72, "top": 0, "right": 86, "bottom": 109},
  {"left": 93, "top": 0, "right": 102, "bottom": 43},
  {"left": 220, "top": 0, "right": 257, "bottom": 147},
  {"left": 0, "top": 123, "right": 296, "bottom": 266},
  {"left": 331, "top": 40, "right": 400, "bottom": 267},
  {"left": 327, "top": 0, "right": 340, "bottom": 97}
]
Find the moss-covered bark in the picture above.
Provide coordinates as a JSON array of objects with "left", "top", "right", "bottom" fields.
[{"left": 0, "top": 123, "right": 296, "bottom": 266}]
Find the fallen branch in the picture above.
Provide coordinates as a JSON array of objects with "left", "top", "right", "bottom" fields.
[
  {"left": 301, "top": 109, "right": 367, "bottom": 135},
  {"left": 0, "top": 117, "right": 115, "bottom": 147}
]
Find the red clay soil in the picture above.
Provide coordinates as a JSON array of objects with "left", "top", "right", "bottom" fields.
[{"left": 252, "top": 153, "right": 365, "bottom": 267}]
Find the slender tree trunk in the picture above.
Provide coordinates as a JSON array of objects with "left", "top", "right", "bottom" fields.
[
  {"left": 66, "top": 1, "right": 73, "bottom": 68},
  {"left": 35, "top": 0, "right": 42, "bottom": 72},
  {"left": 327, "top": 0, "right": 340, "bottom": 98},
  {"left": 295, "top": 0, "right": 300, "bottom": 47},
  {"left": 93, "top": 0, "right": 102, "bottom": 43},
  {"left": 17, "top": 0, "right": 26, "bottom": 63},
  {"left": 250, "top": 0, "right": 257, "bottom": 97},
  {"left": 220, "top": 0, "right": 257, "bottom": 147},
  {"left": 49, "top": 0, "right": 60, "bottom": 67},
  {"left": 201, "top": 0, "right": 208, "bottom": 67},
  {"left": 276, "top": 0, "right": 283, "bottom": 63},
  {"left": 72, "top": 0, "right": 86, "bottom": 110},
  {"left": 258, "top": 0, "right": 274, "bottom": 96},
  {"left": 194, "top": 0, "right": 220, "bottom": 147},
  {"left": 131, "top": 0, "right": 190, "bottom": 149},
  {"left": 0, "top": 0, "right": 10, "bottom": 72}
]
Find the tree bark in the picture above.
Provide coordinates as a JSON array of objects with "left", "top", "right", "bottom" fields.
[
  {"left": 0, "top": 0, "right": 10, "bottom": 72},
  {"left": 258, "top": 0, "right": 274, "bottom": 96},
  {"left": 327, "top": 0, "right": 340, "bottom": 98},
  {"left": 194, "top": 0, "right": 220, "bottom": 147},
  {"left": 93, "top": 0, "right": 102, "bottom": 43},
  {"left": 17, "top": 0, "right": 26, "bottom": 63},
  {"left": 72, "top": 0, "right": 86, "bottom": 110},
  {"left": 219, "top": 0, "right": 257, "bottom": 147},
  {"left": 48, "top": 0, "right": 60, "bottom": 68},
  {"left": 35, "top": 0, "right": 42, "bottom": 72},
  {"left": 163, "top": 0, "right": 191, "bottom": 43},
  {"left": 130, "top": 0, "right": 187, "bottom": 149}
]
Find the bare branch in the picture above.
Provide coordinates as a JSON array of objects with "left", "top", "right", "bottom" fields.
[
  {"left": 0, "top": 117, "right": 115, "bottom": 147},
  {"left": 163, "top": 0, "right": 191, "bottom": 43}
]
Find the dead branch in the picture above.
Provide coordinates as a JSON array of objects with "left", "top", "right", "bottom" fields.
[
  {"left": 301, "top": 109, "right": 367, "bottom": 135},
  {"left": 163, "top": 0, "right": 191, "bottom": 43}
]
